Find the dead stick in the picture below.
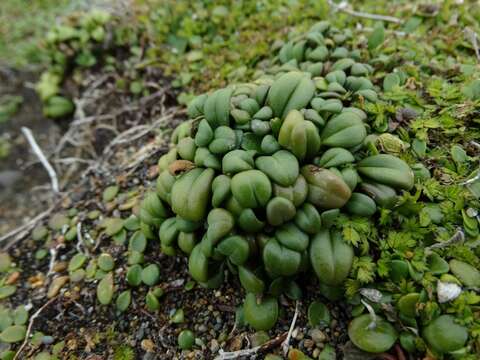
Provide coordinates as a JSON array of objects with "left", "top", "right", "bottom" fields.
[
  {"left": 216, "top": 332, "right": 287, "bottom": 360},
  {"left": 0, "top": 206, "right": 55, "bottom": 246},
  {"left": 21, "top": 127, "right": 59, "bottom": 193},
  {"left": 327, "top": 0, "right": 404, "bottom": 24},
  {"left": 282, "top": 301, "right": 300, "bottom": 356}
]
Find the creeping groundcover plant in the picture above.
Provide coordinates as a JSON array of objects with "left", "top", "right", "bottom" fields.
[{"left": 139, "top": 22, "right": 479, "bottom": 357}]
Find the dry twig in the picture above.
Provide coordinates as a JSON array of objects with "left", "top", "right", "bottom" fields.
[
  {"left": 361, "top": 299, "right": 378, "bottom": 330},
  {"left": 464, "top": 27, "right": 480, "bottom": 62},
  {"left": 282, "top": 301, "right": 300, "bottom": 356},
  {"left": 426, "top": 229, "right": 465, "bottom": 252},
  {"left": 216, "top": 332, "right": 287, "bottom": 360},
  {"left": 75, "top": 222, "right": 89, "bottom": 255},
  {"left": 14, "top": 296, "right": 58, "bottom": 360},
  {"left": 0, "top": 206, "right": 55, "bottom": 248},
  {"left": 21, "top": 127, "right": 59, "bottom": 193},
  {"left": 47, "top": 243, "right": 64, "bottom": 276},
  {"left": 328, "top": 0, "right": 404, "bottom": 24}
]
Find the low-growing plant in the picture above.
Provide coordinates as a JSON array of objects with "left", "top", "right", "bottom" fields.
[
  {"left": 135, "top": 21, "right": 480, "bottom": 357},
  {"left": 34, "top": 10, "right": 140, "bottom": 119}
]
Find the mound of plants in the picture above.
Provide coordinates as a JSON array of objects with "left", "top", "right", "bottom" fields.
[
  {"left": 35, "top": 9, "right": 141, "bottom": 119},
  {"left": 137, "top": 21, "right": 480, "bottom": 357}
]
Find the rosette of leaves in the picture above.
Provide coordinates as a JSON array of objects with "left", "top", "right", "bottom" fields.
[{"left": 140, "top": 21, "right": 419, "bottom": 337}]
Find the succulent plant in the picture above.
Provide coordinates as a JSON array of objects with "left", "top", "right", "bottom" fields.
[
  {"left": 138, "top": 21, "right": 415, "bottom": 331},
  {"left": 135, "top": 21, "right": 477, "bottom": 355}
]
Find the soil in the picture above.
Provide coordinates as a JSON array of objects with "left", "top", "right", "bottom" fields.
[{"left": 0, "top": 68, "right": 60, "bottom": 235}]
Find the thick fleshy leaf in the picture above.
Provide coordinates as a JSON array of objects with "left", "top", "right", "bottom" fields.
[
  {"left": 171, "top": 168, "right": 215, "bottom": 222},
  {"left": 256, "top": 150, "right": 299, "bottom": 186},
  {"left": 263, "top": 238, "right": 302, "bottom": 276},
  {"left": 231, "top": 170, "right": 272, "bottom": 208},
  {"left": 278, "top": 110, "right": 321, "bottom": 160},
  {"left": 348, "top": 314, "right": 397, "bottom": 353},
  {"left": 275, "top": 223, "right": 309, "bottom": 252},
  {"left": 310, "top": 229, "right": 353, "bottom": 286},
  {"left": 301, "top": 165, "right": 351, "bottom": 209},
  {"left": 266, "top": 197, "right": 296, "bottom": 226},
  {"left": 244, "top": 293, "right": 278, "bottom": 331},
  {"left": 217, "top": 235, "right": 250, "bottom": 265},
  {"left": 423, "top": 315, "right": 468, "bottom": 354}
]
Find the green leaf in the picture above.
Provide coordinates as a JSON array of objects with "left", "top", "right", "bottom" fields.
[
  {"left": 98, "top": 253, "right": 115, "bottom": 272},
  {"left": 383, "top": 73, "right": 400, "bottom": 92},
  {"left": 141, "top": 264, "right": 160, "bottom": 286},
  {"left": 126, "top": 265, "right": 143, "bottom": 287},
  {"left": 0, "top": 285, "right": 16, "bottom": 299},
  {"left": 103, "top": 186, "right": 119, "bottom": 202},
  {"left": 129, "top": 231, "right": 147, "bottom": 253},
  {"left": 402, "top": 16, "right": 422, "bottom": 33},
  {"left": 170, "top": 308, "right": 185, "bottom": 323},
  {"left": 13, "top": 306, "right": 28, "bottom": 325},
  {"left": 0, "top": 325, "right": 26, "bottom": 343},
  {"left": 368, "top": 23, "right": 385, "bottom": 50},
  {"left": 412, "top": 138, "right": 427, "bottom": 157},
  {"left": 451, "top": 145, "right": 468, "bottom": 164},
  {"left": 68, "top": 253, "right": 88, "bottom": 272},
  {"left": 145, "top": 291, "right": 160, "bottom": 311},
  {"left": 462, "top": 79, "right": 480, "bottom": 100},
  {"left": 112, "top": 229, "right": 127, "bottom": 245},
  {"left": 177, "top": 329, "right": 195, "bottom": 350},
  {"left": 0, "top": 307, "right": 13, "bottom": 331},
  {"left": 0, "top": 252, "right": 11, "bottom": 272},
  {"left": 97, "top": 272, "right": 114, "bottom": 305},
  {"left": 48, "top": 213, "right": 69, "bottom": 231},
  {"left": 103, "top": 218, "right": 124, "bottom": 236},
  {"left": 116, "top": 290, "right": 131, "bottom": 313},
  {"left": 342, "top": 226, "right": 360, "bottom": 247},
  {"left": 318, "top": 344, "right": 336, "bottom": 360},
  {"left": 308, "top": 301, "right": 331, "bottom": 327}
]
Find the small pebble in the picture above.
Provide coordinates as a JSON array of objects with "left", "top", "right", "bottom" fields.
[
  {"left": 142, "top": 353, "right": 155, "bottom": 360},
  {"left": 313, "top": 348, "right": 320, "bottom": 358},
  {"left": 304, "top": 339, "right": 314, "bottom": 349},
  {"left": 294, "top": 330, "right": 304, "bottom": 340},
  {"left": 47, "top": 276, "right": 69, "bottom": 298},
  {"left": 42, "top": 336, "right": 54, "bottom": 345},
  {"left": 53, "top": 262, "right": 67, "bottom": 272},
  {"left": 141, "top": 339, "right": 155, "bottom": 352},
  {"left": 198, "top": 324, "right": 207, "bottom": 333},
  {"left": 210, "top": 339, "right": 219, "bottom": 353},
  {"left": 309, "top": 329, "right": 326, "bottom": 344}
]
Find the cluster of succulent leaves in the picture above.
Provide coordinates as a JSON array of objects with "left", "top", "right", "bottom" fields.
[
  {"left": 34, "top": 10, "right": 111, "bottom": 118},
  {"left": 34, "top": 9, "right": 143, "bottom": 119},
  {"left": 135, "top": 21, "right": 480, "bottom": 357}
]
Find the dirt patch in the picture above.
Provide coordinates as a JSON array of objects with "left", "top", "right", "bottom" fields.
[{"left": 0, "top": 69, "right": 61, "bottom": 235}]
